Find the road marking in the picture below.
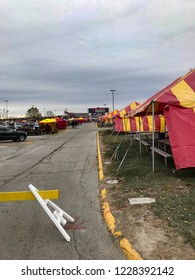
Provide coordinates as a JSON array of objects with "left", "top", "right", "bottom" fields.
[
  {"left": 0, "top": 190, "right": 59, "bottom": 202},
  {"left": 25, "top": 141, "right": 34, "bottom": 144}
]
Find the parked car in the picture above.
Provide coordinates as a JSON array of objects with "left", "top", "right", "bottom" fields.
[
  {"left": 16, "top": 121, "right": 41, "bottom": 135},
  {"left": 0, "top": 127, "right": 27, "bottom": 142},
  {"left": 14, "top": 122, "right": 23, "bottom": 129},
  {"left": 16, "top": 123, "right": 41, "bottom": 135}
]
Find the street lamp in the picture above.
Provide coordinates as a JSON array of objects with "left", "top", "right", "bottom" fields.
[
  {"left": 110, "top": 90, "right": 116, "bottom": 111},
  {"left": 5, "top": 100, "right": 8, "bottom": 119},
  {"left": 103, "top": 104, "right": 107, "bottom": 114}
]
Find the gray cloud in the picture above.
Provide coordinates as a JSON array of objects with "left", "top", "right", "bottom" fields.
[{"left": 0, "top": 0, "right": 194, "bottom": 117}]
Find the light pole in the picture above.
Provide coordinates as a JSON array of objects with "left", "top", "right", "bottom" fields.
[
  {"left": 5, "top": 100, "right": 8, "bottom": 119},
  {"left": 103, "top": 104, "right": 107, "bottom": 114},
  {"left": 110, "top": 90, "right": 116, "bottom": 111},
  {"left": 3, "top": 108, "right": 5, "bottom": 119}
]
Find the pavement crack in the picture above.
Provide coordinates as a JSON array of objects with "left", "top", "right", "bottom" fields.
[
  {"left": 0, "top": 137, "right": 73, "bottom": 189},
  {"left": 72, "top": 231, "right": 82, "bottom": 260}
]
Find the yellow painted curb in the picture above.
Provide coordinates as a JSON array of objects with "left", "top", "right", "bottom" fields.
[
  {"left": 102, "top": 201, "right": 115, "bottom": 234},
  {"left": 101, "top": 188, "right": 122, "bottom": 237},
  {"left": 100, "top": 188, "right": 107, "bottom": 199},
  {"left": 97, "top": 131, "right": 143, "bottom": 260},
  {"left": 96, "top": 131, "right": 104, "bottom": 181},
  {"left": 120, "top": 238, "right": 143, "bottom": 260}
]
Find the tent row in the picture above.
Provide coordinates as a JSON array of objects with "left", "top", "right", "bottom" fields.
[
  {"left": 99, "top": 69, "right": 195, "bottom": 171},
  {"left": 39, "top": 117, "right": 88, "bottom": 133}
]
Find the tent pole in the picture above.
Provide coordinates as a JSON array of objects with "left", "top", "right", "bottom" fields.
[
  {"left": 124, "top": 116, "right": 127, "bottom": 141},
  {"left": 115, "top": 142, "right": 131, "bottom": 175},
  {"left": 110, "top": 139, "right": 123, "bottom": 161},
  {"left": 152, "top": 101, "right": 155, "bottom": 173},
  {"left": 139, "top": 116, "right": 141, "bottom": 155},
  {"left": 113, "top": 130, "right": 120, "bottom": 142},
  {"left": 106, "top": 128, "right": 115, "bottom": 142}
]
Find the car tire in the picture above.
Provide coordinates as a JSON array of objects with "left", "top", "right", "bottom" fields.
[{"left": 18, "top": 135, "right": 26, "bottom": 142}]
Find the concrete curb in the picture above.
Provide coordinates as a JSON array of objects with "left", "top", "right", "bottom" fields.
[{"left": 97, "top": 131, "right": 143, "bottom": 260}]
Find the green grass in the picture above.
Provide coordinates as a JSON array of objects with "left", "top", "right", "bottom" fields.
[{"left": 100, "top": 130, "right": 195, "bottom": 249}]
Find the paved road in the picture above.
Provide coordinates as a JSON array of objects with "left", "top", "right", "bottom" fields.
[{"left": 0, "top": 123, "right": 125, "bottom": 260}]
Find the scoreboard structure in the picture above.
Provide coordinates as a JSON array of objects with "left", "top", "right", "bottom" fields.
[{"left": 88, "top": 107, "right": 109, "bottom": 117}]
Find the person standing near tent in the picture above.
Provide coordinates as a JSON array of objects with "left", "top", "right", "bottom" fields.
[
  {"left": 45, "top": 124, "right": 51, "bottom": 133},
  {"left": 71, "top": 119, "right": 75, "bottom": 128},
  {"left": 74, "top": 119, "right": 78, "bottom": 128}
]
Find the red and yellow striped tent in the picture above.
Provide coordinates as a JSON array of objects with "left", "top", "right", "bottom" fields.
[
  {"left": 99, "top": 114, "right": 108, "bottom": 123},
  {"left": 100, "top": 109, "right": 119, "bottom": 125},
  {"left": 107, "top": 109, "right": 119, "bottom": 118},
  {"left": 130, "top": 69, "right": 195, "bottom": 170},
  {"left": 115, "top": 115, "right": 165, "bottom": 133},
  {"left": 117, "top": 102, "right": 139, "bottom": 118},
  {"left": 129, "top": 70, "right": 195, "bottom": 116},
  {"left": 114, "top": 101, "right": 165, "bottom": 133},
  {"left": 115, "top": 102, "right": 138, "bottom": 132}
]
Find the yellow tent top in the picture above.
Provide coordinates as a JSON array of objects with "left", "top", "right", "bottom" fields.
[{"left": 39, "top": 118, "right": 56, "bottom": 123}]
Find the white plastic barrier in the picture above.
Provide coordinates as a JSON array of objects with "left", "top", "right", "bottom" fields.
[{"left": 28, "top": 184, "right": 74, "bottom": 242}]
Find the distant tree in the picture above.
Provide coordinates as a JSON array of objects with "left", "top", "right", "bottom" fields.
[
  {"left": 25, "top": 106, "right": 42, "bottom": 119},
  {"left": 45, "top": 110, "right": 54, "bottom": 117}
]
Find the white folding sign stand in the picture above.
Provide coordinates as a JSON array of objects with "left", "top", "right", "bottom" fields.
[{"left": 28, "top": 184, "right": 74, "bottom": 242}]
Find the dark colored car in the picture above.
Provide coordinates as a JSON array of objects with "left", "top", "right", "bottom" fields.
[{"left": 0, "top": 127, "right": 27, "bottom": 142}]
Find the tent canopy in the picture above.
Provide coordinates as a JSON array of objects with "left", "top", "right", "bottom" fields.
[
  {"left": 130, "top": 70, "right": 195, "bottom": 117},
  {"left": 107, "top": 109, "right": 119, "bottom": 119},
  {"left": 128, "top": 70, "right": 195, "bottom": 170},
  {"left": 39, "top": 118, "right": 56, "bottom": 123},
  {"left": 55, "top": 117, "right": 67, "bottom": 129},
  {"left": 117, "top": 101, "right": 139, "bottom": 118}
]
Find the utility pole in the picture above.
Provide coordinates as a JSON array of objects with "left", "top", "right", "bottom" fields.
[
  {"left": 110, "top": 90, "right": 116, "bottom": 111},
  {"left": 5, "top": 100, "right": 8, "bottom": 119}
]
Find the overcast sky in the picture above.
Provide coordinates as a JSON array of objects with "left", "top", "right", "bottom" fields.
[{"left": 0, "top": 0, "right": 195, "bottom": 117}]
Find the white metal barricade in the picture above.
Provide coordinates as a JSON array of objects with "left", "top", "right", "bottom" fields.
[{"left": 28, "top": 184, "right": 74, "bottom": 242}]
